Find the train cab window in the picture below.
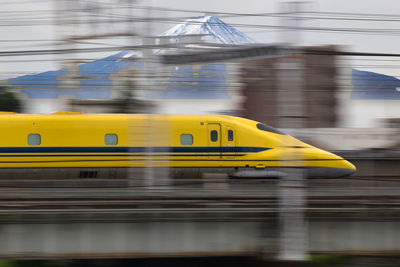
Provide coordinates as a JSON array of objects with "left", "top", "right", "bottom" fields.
[
  {"left": 105, "top": 134, "right": 118, "bottom": 145},
  {"left": 256, "top": 123, "right": 285, "bottom": 135},
  {"left": 28, "top": 134, "right": 41, "bottom": 145},
  {"left": 180, "top": 134, "right": 193, "bottom": 145},
  {"left": 228, "top": 130, "right": 234, "bottom": 141},
  {"left": 210, "top": 130, "right": 218, "bottom": 142}
]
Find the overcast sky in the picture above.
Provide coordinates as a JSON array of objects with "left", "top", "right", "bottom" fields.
[{"left": 1, "top": 0, "right": 400, "bottom": 79}]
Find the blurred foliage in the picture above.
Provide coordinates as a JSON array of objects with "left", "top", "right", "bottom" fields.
[
  {"left": 4, "top": 256, "right": 400, "bottom": 267},
  {"left": 113, "top": 80, "right": 150, "bottom": 114},
  {"left": 305, "top": 255, "right": 400, "bottom": 267},
  {"left": 0, "top": 85, "right": 21, "bottom": 113},
  {"left": 0, "top": 260, "right": 14, "bottom": 267},
  {"left": 305, "top": 255, "right": 348, "bottom": 267},
  {"left": 0, "top": 261, "right": 69, "bottom": 267}
]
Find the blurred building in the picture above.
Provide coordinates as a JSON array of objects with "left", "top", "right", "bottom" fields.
[
  {"left": 5, "top": 16, "right": 252, "bottom": 115},
  {"left": 5, "top": 12, "right": 399, "bottom": 131},
  {"left": 240, "top": 46, "right": 338, "bottom": 128},
  {"left": 6, "top": 52, "right": 144, "bottom": 113}
]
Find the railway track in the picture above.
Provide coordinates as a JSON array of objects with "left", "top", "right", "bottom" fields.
[
  {"left": 1, "top": 191, "right": 400, "bottom": 214},
  {"left": 0, "top": 177, "right": 399, "bottom": 215},
  {"left": 0, "top": 176, "right": 399, "bottom": 187}
]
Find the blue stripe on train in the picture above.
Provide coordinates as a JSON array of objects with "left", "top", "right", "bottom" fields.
[
  {"left": 0, "top": 154, "right": 244, "bottom": 157},
  {"left": 0, "top": 147, "right": 270, "bottom": 153}
]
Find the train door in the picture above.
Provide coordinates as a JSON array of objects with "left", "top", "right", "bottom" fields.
[
  {"left": 222, "top": 126, "right": 236, "bottom": 159},
  {"left": 207, "top": 123, "right": 221, "bottom": 159}
]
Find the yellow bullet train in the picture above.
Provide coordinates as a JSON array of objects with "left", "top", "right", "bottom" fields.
[{"left": 0, "top": 112, "right": 356, "bottom": 179}]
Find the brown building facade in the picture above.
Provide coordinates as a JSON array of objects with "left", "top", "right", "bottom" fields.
[{"left": 240, "top": 46, "right": 338, "bottom": 128}]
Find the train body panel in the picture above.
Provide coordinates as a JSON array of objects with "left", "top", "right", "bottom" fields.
[{"left": 0, "top": 113, "right": 356, "bottom": 178}]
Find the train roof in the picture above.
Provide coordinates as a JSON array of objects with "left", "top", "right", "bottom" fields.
[
  {"left": 0, "top": 112, "right": 238, "bottom": 121},
  {"left": 0, "top": 113, "right": 273, "bottom": 131}
]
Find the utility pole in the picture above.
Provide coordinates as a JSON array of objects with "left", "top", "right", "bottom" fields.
[
  {"left": 135, "top": 2, "right": 172, "bottom": 188},
  {"left": 277, "top": 1, "right": 308, "bottom": 261}
]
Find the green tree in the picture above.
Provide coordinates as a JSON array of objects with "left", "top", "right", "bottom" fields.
[
  {"left": 113, "top": 80, "right": 151, "bottom": 114},
  {"left": 0, "top": 85, "right": 21, "bottom": 113}
]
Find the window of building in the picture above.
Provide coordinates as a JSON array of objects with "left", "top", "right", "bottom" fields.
[
  {"left": 228, "top": 130, "right": 234, "bottom": 141},
  {"left": 28, "top": 134, "right": 41, "bottom": 145},
  {"left": 210, "top": 130, "right": 218, "bottom": 142},
  {"left": 105, "top": 134, "right": 118, "bottom": 145},
  {"left": 180, "top": 134, "right": 193, "bottom": 145}
]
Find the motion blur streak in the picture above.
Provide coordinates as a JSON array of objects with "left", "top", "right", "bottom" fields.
[{"left": 0, "top": 0, "right": 399, "bottom": 265}]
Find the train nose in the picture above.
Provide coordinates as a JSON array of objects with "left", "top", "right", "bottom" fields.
[
  {"left": 344, "top": 160, "right": 356, "bottom": 172},
  {"left": 326, "top": 150, "right": 357, "bottom": 176},
  {"left": 304, "top": 148, "right": 357, "bottom": 178},
  {"left": 306, "top": 158, "right": 356, "bottom": 178},
  {"left": 333, "top": 159, "right": 356, "bottom": 177}
]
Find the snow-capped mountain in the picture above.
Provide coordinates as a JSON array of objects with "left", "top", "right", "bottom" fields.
[
  {"left": 159, "top": 16, "right": 256, "bottom": 45},
  {"left": 352, "top": 69, "right": 400, "bottom": 100},
  {"left": 8, "top": 51, "right": 143, "bottom": 99},
  {"left": 7, "top": 16, "right": 256, "bottom": 100}
]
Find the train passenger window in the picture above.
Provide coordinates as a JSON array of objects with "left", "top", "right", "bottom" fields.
[
  {"left": 210, "top": 130, "right": 218, "bottom": 142},
  {"left": 105, "top": 134, "right": 118, "bottom": 145},
  {"left": 180, "top": 134, "right": 193, "bottom": 145},
  {"left": 28, "top": 134, "right": 41, "bottom": 145},
  {"left": 228, "top": 130, "right": 234, "bottom": 141}
]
